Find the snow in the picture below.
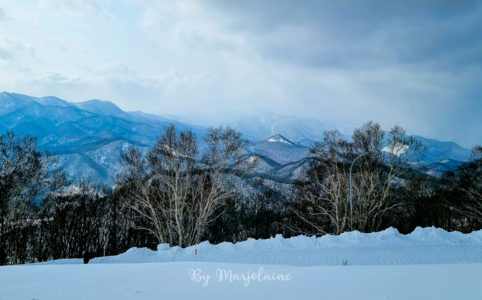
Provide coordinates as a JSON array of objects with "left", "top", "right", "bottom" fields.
[
  {"left": 2, "top": 227, "right": 481, "bottom": 299},
  {"left": 246, "top": 155, "right": 259, "bottom": 164},
  {"left": 383, "top": 142, "right": 409, "bottom": 156},
  {"left": 1, "top": 262, "right": 481, "bottom": 299},
  {"left": 40, "top": 227, "right": 482, "bottom": 266},
  {"left": 266, "top": 134, "right": 294, "bottom": 145}
]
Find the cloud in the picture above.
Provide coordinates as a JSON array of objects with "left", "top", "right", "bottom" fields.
[
  {"left": 87, "top": 63, "right": 212, "bottom": 92},
  {"left": 203, "top": 0, "right": 482, "bottom": 72},
  {"left": 189, "top": 0, "right": 482, "bottom": 146},
  {"left": 0, "top": 0, "right": 480, "bottom": 147},
  {"left": 6, "top": 63, "right": 214, "bottom": 115},
  {"left": 0, "top": 38, "right": 38, "bottom": 73},
  {"left": 38, "top": 0, "right": 114, "bottom": 20}
]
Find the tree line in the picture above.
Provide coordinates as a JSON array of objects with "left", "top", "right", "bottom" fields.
[{"left": 0, "top": 123, "right": 480, "bottom": 265}]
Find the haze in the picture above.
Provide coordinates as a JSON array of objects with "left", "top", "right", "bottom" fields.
[{"left": 0, "top": 0, "right": 481, "bottom": 147}]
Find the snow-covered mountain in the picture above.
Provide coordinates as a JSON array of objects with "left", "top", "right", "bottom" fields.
[
  {"left": 415, "top": 136, "right": 472, "bottom": 163},
  {"left": 247, "top": 134, "right": 310, "bottom": 165},
  {"left": 244, "top": 134, "right": 313, "bottom": 184},
  {"left": 419, "top": 158, "right": 466, "bottom": 178},
  {"left": 228, "top": 113, "right": 354, "bottom": 143},
  {"left": 0, "top": 92, "right": 474, "bottom": 183},
  {"left": 229, "top": 113, "right": 472, "bottom": 165},
  {"left": 0, "top": 92, "right": 205, "bottom": 182}
]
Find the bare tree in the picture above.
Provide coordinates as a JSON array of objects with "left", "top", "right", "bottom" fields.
[
  {"left": 118, "top": 125, "right": 253, "bottom": 247},
  {"left": 291, "top": 131, "right": 350, "bottom": 235},
  {"left": 0, "top": 132, "right": 52, "bottom": 264},
  {"left": 292, "top": 122, "right": 424, "bottom": 235},
  {"left": 454, "top": 146, "right": 482, "bottom": 222},
  {"left": 351, "top": 123, "right": 424, "bottom": 231}
]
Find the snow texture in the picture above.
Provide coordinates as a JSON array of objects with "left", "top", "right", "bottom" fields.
[
  {"left": 42, "top": 227, "right": 482, "bottom": 266},
  {"left": 2, "top": 227, "right": 482, "bottom": 300}
]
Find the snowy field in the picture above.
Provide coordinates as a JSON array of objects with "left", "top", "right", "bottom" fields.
[
  {"left": 2, "top": 262, "right": 482, "bottom": 300},
  {"left": 1, "top": 227, "right": 481, "bottom": 300}
]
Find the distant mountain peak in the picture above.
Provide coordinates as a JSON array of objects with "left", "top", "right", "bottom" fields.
[
  {"left": 35, "top": 96, "right": 70, "bottom": 107},
  {"left": 266, "top": 134, "right": 295, "bottom": 145},
  {"left": 0, "top": 92, "right": 473, "bottom": 182},
  {"left": 76, "top": 99, "right": 121, "bottom": 108},
  {"left": 73, "top": 99, "right": 125, "bottom": 117}
]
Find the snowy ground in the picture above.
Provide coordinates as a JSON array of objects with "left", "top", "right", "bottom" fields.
[
  {"left": 40, "top": 227, "right": 482, "bottom": 266},
  {"left": 1, "top": 227, "right": 481, "bottom": 300},
  {"left": 2, "top": 262, "right": 482, "bottom": 300}
]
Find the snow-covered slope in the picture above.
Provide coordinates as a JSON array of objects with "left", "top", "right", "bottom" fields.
[
  {"left": 2, "top": 262, "right": 481, "bottom": 300},
  {"left": 5, "top": 227, "right": 480, "bottom": 300},
  {"left": 419, "top": 158, "right": 466, "bottom": 177},
  {"left": 266, "top": 134, "right": 295, "bottom": 145},
  {"left": 412, "top": 135, "right": 472, "bottom": 164},
  {"left": 0, "top": 92, "right": 205, "bottom": 183},
  {"left": 42, "top": 227, "right": 482, "bottom": 266},
  {"left": 0, "top": 92, "right": 473, "bottom": 183},
  {"left": 228, "top": 113, "right": 354, "bottom": 142},
  {"left": 2, "top": 227, "right": 481, "bottom": 300},
  {"left": 248, "top": 135, "right": 311, "bottom": 165}
]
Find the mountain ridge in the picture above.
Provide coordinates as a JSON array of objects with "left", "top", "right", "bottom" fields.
[{"left": 0, "top": 92, "right": 474, "bottom": 183}]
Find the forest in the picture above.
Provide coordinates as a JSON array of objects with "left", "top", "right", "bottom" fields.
[{"left": 0, "top": 122, "right": 480, "bottom": 265}]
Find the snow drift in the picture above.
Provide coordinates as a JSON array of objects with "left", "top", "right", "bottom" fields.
[{"left": 43, "top": 227, "right": 482, "bottom": 266}]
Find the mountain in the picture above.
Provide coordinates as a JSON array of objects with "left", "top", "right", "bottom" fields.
[
  {"left": 419, "top": 158, "right": 466, "bottom": 178},
  {"left": 229, "top": 113, "right": 473, "bottom": 165},
  {"left": 247, "top": 134, "right": 311, "bottom": 165},
  {"left": 414, "top": 136, "right": 472, "bottom": 164},
  {"left": 73, "top": 99, "right": 129, "bottom": 118},
  {"left": 0, "top": 92, "right": 474, "bottom": 184},
  {"left": 0, "top": 92, "right": 205, "bottom": 183},
  {"left": 266, "top": 134, "right": 296, "bottom": 145},
  {"left": 228, "top": 113, "right": 354, "bottom": 143}
]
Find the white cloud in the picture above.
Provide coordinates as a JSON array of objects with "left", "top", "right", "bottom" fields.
[
  {"left": 38, "top": 0, "right": 114, "bottom": 21},
  {"left": 0, "top": 0, "right": 479, "bottom": 147}
]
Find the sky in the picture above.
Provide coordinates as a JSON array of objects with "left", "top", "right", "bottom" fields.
[{"left": 0, "top": 0, "right": 481, "bottom": 147}]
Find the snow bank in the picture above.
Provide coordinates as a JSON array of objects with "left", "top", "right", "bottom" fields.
[
  {"left": 43, "top": 227, "right": 482, "bottom": 266},
  {"left": 14, "top": 228, "right": 482, "bottom": 300}
]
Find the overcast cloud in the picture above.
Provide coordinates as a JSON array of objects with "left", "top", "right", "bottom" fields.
[{"left": 0, "top": 0, "right": 480, "bottom": 147}]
